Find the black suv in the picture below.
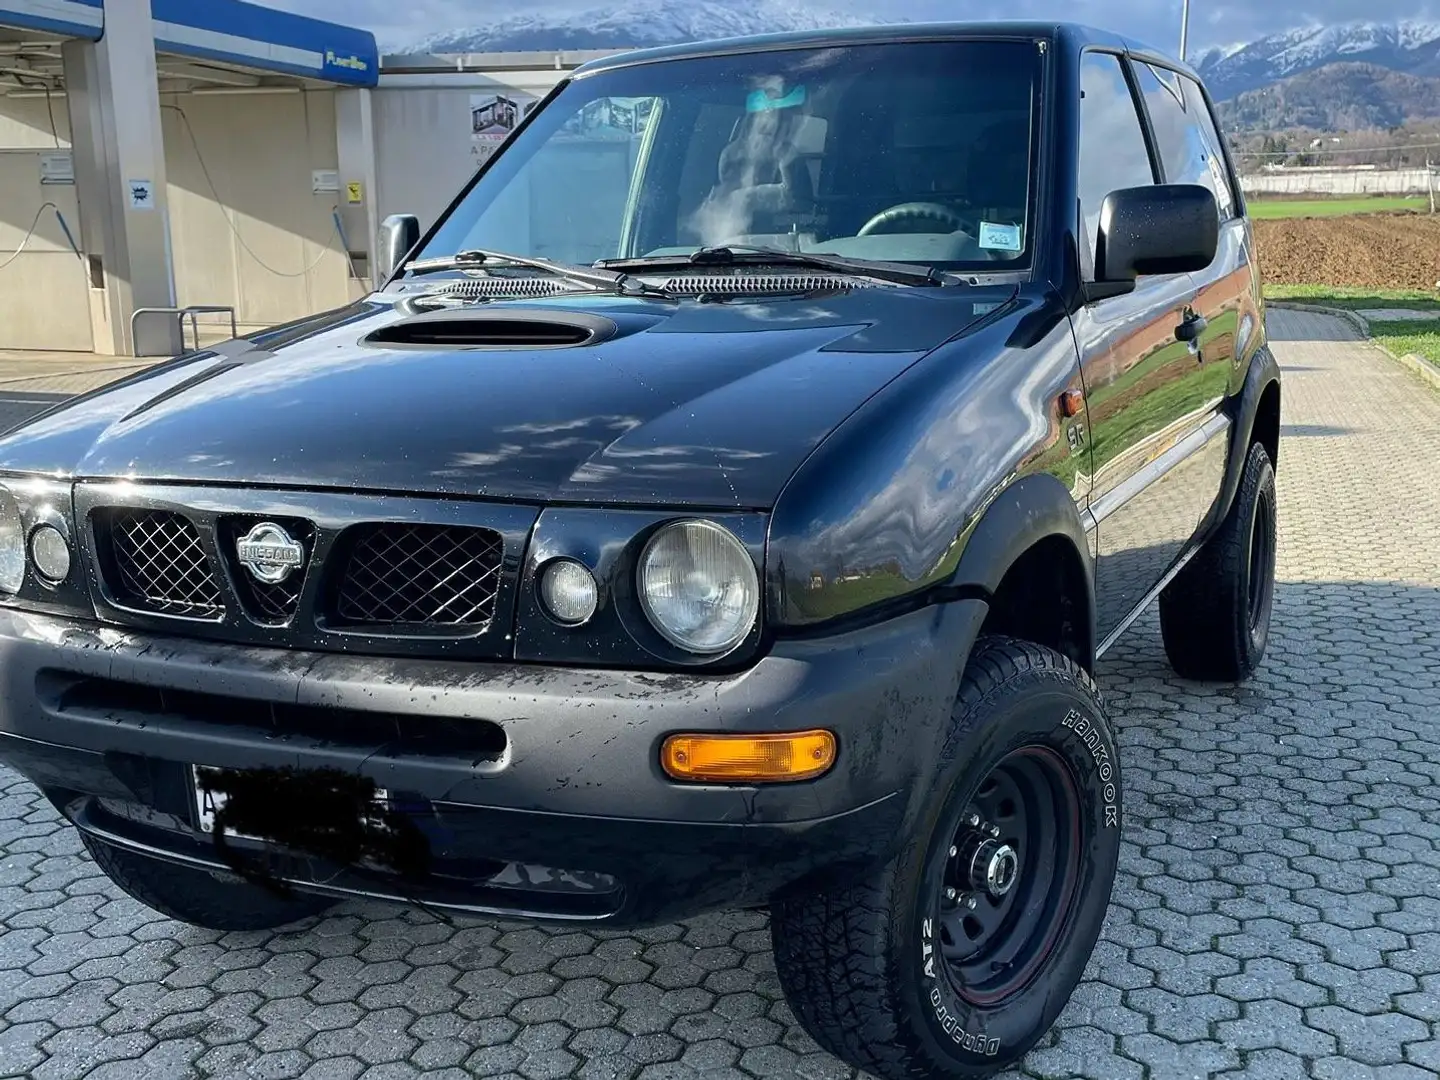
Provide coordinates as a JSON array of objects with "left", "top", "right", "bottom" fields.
[{"left": 0, "top": 22, "right": 1279, "bottom": 1079}]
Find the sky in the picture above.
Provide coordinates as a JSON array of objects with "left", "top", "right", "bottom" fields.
[{"left": 267, "top": 0, "right": 1440, "bottom": 52}]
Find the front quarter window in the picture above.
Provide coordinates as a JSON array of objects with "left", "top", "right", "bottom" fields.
[{"left": 415, "top": 39, "right": 1044, "bottom": 273}]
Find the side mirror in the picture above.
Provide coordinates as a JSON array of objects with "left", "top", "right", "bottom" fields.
[
  {"left": 1092, "top": 184, "right": 1219, "bottom": 297},
  {"left": 376, "top": 214, "right": 421, "bottom": 283}
]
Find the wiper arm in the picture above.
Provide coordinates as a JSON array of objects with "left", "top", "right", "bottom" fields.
[
  {"left": 597, "top": 245, "right": 948, "bottom": 287},
  {"left": 405, "top": 248, "right": 669, "bottom": 297}
]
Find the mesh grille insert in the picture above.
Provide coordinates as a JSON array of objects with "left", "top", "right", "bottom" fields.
[
  {"left": 332, "top": 524, "right": 503, "bottom": 629},
  {"left": 101, "top": 509, "right": 224, "bottom": 619}
]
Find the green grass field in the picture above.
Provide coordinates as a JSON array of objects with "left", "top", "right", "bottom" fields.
[
  {"left": 1247, "top": 196, "right": 1429, "bottom": 220},
  {"left": 1263, "top": 285, "right": 1440, "bottom": 311},
  {"left": 1369, "top": 321, "right": 1440, "bottom": 367}
]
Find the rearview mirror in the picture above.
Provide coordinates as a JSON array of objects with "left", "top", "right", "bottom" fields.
[
  {"left": 376, "top": 214, "right": 421, "bottom": 284},
  {"left": 1091, "top": 184, "right": 1219, "bottom": 297}
]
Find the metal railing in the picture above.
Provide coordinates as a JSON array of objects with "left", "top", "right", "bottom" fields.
[{"left": 129, "top": 305, "right": 239, "bottom": 355}]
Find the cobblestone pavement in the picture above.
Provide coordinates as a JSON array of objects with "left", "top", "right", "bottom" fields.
[{"left": 2, "top": 308, "right": 1439, "bottom": 1080}]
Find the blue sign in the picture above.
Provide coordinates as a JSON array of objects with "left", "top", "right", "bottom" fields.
[
  {"left": 150, "top": 0, "right": 379, "bottom": 88},
  {"left": 0, "top": 0, "right": 378, "bottom": 87}
]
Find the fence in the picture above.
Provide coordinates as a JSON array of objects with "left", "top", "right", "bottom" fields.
[{"left": 1239, "top": 167, "right": 1437, "bottom": 197}]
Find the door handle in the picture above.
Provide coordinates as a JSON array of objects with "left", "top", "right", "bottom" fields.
[{"left": 1175, "top": 312, "right": 1208, "bottom": 343}]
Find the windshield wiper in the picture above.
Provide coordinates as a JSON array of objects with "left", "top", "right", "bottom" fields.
[
  {"left": 405, "top": 248, "right": 670, "bottom": 298},
  {"left": 597, "top": 245, "right": 949, "bottom": 287}
]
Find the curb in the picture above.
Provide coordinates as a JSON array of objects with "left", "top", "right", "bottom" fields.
[{"left": 1268, "top": 301, "right": 1440, "bottom": 393}]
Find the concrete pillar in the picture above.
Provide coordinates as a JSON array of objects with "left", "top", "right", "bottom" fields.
[
  {"left": 335, "top": 89, "right": 380, "bottom": 289},
  {"left": 62, "top": 0, "right": 181, "bottom": 357}
]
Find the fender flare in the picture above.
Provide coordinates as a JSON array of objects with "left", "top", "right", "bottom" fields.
[
  {"left": 1209, "top": 343, "right": 1282, "bottom": 532},
  {"left": 945, "top": 472, "right": 1098, "bottom": 667}
]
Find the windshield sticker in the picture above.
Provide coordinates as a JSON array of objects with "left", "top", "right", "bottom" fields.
[
  {"left": 747, "top": 85, "right": 807, "bottom": 112},
  {"left": 979, "top": 222, "right": 1023, "bottom": 252}
]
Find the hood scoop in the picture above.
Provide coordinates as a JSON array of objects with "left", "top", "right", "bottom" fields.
[{"left": 363, "top": 308, "right": 622, "bottom": 350}]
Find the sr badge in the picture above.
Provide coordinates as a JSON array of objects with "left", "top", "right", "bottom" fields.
[{"left": 236, "top": 522, "right": 305, "bottom": 584}]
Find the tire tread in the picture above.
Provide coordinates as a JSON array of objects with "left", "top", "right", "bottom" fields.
[
  {"left": 1159, "top": 441, "right": 1275, "bottom": 682},
  {"left": 771, "top": 636, "right": 1108, "bottom": 1079}
]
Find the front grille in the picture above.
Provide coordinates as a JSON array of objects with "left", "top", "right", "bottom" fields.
[
  {"left": 332, "top": 524, "right": 503, "bottom": 630},
  {"left": 100, "top": 509, "right": 224, "bottom": 619}
]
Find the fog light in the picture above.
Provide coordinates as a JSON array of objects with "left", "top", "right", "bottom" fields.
[
  {"left": 30, "top": 524, "right": 70, "bottom": 584},
  {"left": 538, "top": 559, "right": 598, "bottom": 625},
  {"left": 661, "top": 731, "right": 837, "bottom": 783}
]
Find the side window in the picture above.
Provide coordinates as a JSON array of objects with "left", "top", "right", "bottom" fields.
[
  {"left": 1136, "top": 62, "right": 1234, "bottom": 219},
  {"left": 1078, "top": 52, "right": 1156, "bottom": 275},
  {"left": 1181, "top": 76, "right": 1238, "bottom": 219}
]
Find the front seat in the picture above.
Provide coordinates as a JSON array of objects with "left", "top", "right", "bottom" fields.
[{"left": 688, "top": 117, "right": 817, "bottom": 248}]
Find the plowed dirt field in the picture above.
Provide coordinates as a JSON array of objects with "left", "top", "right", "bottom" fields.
[{"left": 1255, "top": 212, "right": 1440, "bottom": 289}]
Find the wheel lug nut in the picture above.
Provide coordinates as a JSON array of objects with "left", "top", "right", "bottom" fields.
[
  {"left": 987, "top": 825, "right": 1000, "bottom": 838},
  {"left": 945, "top": 887, "right": 958, "bottom": 902},
  {"left": 966, "top": 814, "right": 980, "bottom": 828},
  {"left": 948, "top": 845, "right": 958, "bottom": 858},
  {"left": 964, "top": 895, "right": 978, "bottom": 911}
]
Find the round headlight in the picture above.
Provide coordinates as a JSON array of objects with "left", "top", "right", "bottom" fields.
[
  {"left": 539, "top": 559, "right": 598, "bottom": 625},
  {"left": 30, "top": 524, "right": 71, "bottom": 584},
  {"left": 0, "top": 490, "right": 24, "bottom": 595},
  {"left": 638, "top": 520, "right": 759, "bottom": 655}
]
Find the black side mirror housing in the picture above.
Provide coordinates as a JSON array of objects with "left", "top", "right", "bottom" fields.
[
  {"left": 1089, "top": 184, "right": 1219, "bottom": 301},
  {"left": 376, "top": 214, "right": 421, "bottom": 284}
]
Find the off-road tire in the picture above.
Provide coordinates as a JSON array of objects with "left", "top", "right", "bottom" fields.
[
  {"left": 1159, "top": 440, "right": 1277, "bottom": 682},
  {"left": 80, "top": 833, "right": 336, "bottom": 931},
  {"left": 770, "top": 636, "right": 1122, "bottom": 1080}
]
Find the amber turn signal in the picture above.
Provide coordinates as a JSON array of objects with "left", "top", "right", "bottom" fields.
[{"left": 661, "top": 730, "right": 837, "bottom": 783}]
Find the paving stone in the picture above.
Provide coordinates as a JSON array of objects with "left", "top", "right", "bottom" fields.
[{"left": 0, "top": 308, "right": 1437, "bottom": 1079}]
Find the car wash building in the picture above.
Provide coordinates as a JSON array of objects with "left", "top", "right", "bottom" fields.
[{"left": 0, "top": 0, "right": 379, "bottom": 356}]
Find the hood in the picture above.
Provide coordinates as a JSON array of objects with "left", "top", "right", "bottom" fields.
[{"left": 0, "top": 285, "right": 1012, "bottom": 508}]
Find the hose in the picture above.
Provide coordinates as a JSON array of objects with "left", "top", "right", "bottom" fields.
[{"left": 0, "top": 202, "right": 60, "bottom": 272}]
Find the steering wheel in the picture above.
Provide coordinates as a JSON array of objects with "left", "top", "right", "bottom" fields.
[{"left": 857, "top": 201, "right": 968, "bottom": 237}]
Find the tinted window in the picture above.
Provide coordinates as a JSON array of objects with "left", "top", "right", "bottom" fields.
[
  {"left": 418, "top": 40, "right": 1043, "bottom": 271},
  {"left": 1078, "top": 53, "right": 1156, "bottom": 273},
  {"left": 1136, "top": 62, "right": 1234, "bottom": 219}
]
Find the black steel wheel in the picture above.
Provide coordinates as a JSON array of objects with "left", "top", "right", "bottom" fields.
[
  {"left": 936, "top": 746, "right": 1082, "bottom": 1008},
  {"left": 1246, "top": 478, "right": 1277, "bottom": 642},
  {"left": 1160, "top": 439, "right": 1278, "bottom": 682},
  {"left": 771, "top": 637, "right": 1122, "bottom": 1080}
]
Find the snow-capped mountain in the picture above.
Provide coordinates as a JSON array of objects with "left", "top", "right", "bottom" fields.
[
  {"left": 393, "top": 9, "right": 1440, "bottom": 121},
  {"left": 399, "top": 0, "right": 905, "bottom": 56},
  {"left": 1195, "top": 21, "right": 1440, "bottom": 101}
]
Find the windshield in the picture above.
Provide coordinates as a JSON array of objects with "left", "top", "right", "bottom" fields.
[{"left": 413, "top": 39, "right": 1043, "bottom": 274}]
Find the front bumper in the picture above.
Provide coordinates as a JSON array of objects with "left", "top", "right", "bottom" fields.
[{"left": 0, "top": 600, "right": 986, "bottom": 926}]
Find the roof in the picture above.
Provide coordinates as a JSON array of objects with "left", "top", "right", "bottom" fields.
[
  {"left": 0, "top": 0, "right": 378, "bottom": 87},
  {"left": 572, "top": 21, "right": 1195, "bottom": 81},
  {"left": 0, "top": 0, "right": 102, "bottom": 39}
]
